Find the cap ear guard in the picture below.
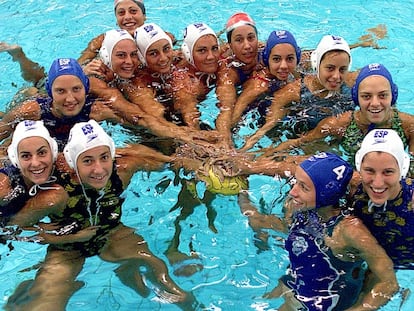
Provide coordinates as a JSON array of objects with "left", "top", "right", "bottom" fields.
[
  {"left": 99, "top": 46, "right": 111, "bottom": 68},
  {"left": 351, "top": 83, "right": 359, "bottom": 106},
  {"left": 295, "top": 46, "right": 302, "bottom": 65},
  {"left": 63, "top": 142, "right": 76, "bottom": 170},
  {"left": 401, "top": 152, "right": 410, "bottom": 178},
  {"left": 391, "top": 83, "right": 399, "bottom": 105},
  {"left": 7, "top": 144, "right": 21, "bottom": 168},
  {"left": 310, "top": 50, "right": 317, "bottom": 72},
  {"left": 181, "top": 25, "right": 192, "bottom": 65},
  {"left": 181, "top": 42, "right": 192, "bottom": 66},
  {"left": 354, "top": 148, "right": 363, "bottom": 172}
]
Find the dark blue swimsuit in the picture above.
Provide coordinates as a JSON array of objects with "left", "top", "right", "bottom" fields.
[
  {"left": 279, "top": 78, "right": 355, "bottom": 138},
  {"left": 284, "top": 209, "right": 365, "bottom": 310},
  {"left": 37, "top": 95, "right": 94, "bottom": 151},
  {"left": 0, "top": 164, "right": 30, "bottom": 224},
  {"left": 352, "top": 178, "right": 414, "bottom": 269}
]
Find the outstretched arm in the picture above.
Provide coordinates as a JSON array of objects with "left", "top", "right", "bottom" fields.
[
  {"left": 77, "top": 34, "right": 105, "bottom": 66},
  {"left": 240, "top": 80, "right": 301, "bottom": 151},
  {"left": 231, "top": 69, "right": 270, "bottom": 127},
  {"left": 171, "top": 69, "right": 202, "bottom": 129},
  {"left": 400, "top": 111, "right": 414, "bottom": 156},
  {"left": 10, "top": 185, "right": 69, "bottom": 227},
  {"left": 239, "top": 191, "right": 289, "bottom": 233},
  {"left": 89, "top": 77, "right": 221, "bottom": 145},
  {"left": 336, "top": 217, "right": 399, "bottom": 310},
  {"left": 115, "top": 143, "right": 173, "bottom": 185},
  {"left": 215, "top": 63, "right": 240, "bottom": 147},
  {"left": 0, "top": 42, "right": 45, "bottom": 85},
  {"left": 0, "top": 100, "right": 41, "bottom": 141},
  {"left": 260, "top": 111, "right": 352, "bottom": 156}
]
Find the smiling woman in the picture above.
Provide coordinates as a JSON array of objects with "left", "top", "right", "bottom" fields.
[
  {"left": 0, "top": 58, "right": 124, "bottom": 151},
  {"left": 352, "top": 128, "right": 414, "bottom": 270},
  {"left": 1, "top": 120, "right": 66, "bottom": 228}
]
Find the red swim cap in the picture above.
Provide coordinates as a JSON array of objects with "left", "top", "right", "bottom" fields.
[{"left": 225, "top": 12, "right": 255, "bottom": 34}]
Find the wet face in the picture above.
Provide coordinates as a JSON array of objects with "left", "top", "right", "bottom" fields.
[
  {"left": 76, "top": 146, "right": 113, "bottom": 190},
  {"left": 18, "top": 137, "right": 54, "bottom": 186},
  {"left": 229, "top": 25, "right": 258, "bottom": 66},
  {"left": 115, "top": 0, "right": 146, "bottom": 35},
  {"left": 268, "top": 43, "right": 297, "bottom": 81},
  {"left": 318, "top": 50, "right": 350, "bottom": 91},
  {"left": 145, "top": 39, "right": 173, "bottom": 74},
  {"left": 288, "top": 166, "right": 316, "bottom": 211},
  {"left": 358, "top": 75, "right": 393, "bottom": 125},
  {"left": 111, "top": 39, "right": 139, "bottom": 79},
  {"left": 360, "top": 151, "right": 401, "bottom": 205},
  {"left": 192, "top": 34, "right": 220, "bottom": 73},
  {"left": 51, "top": 75, "right": 86, "bottom": 118}
]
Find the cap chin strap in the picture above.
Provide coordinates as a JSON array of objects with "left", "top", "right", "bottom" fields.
[
  {"left": 28, "top": 175, "right": 59, "bottom": 196},
  {"left": 367, "top": 199, "right": 387, "bottom": 213},
  {"left": 312, "top": 88, "right": 340, "bottom": 99},
  {"left": 195, "top": 72, "right": 216, "bottom": 88}
]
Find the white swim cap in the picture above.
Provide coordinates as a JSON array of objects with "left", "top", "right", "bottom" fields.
[
  {"left": 134, "top": 23, "right": 172, "bottom": 65},
  {"left": 182, "top": 23, "right": 217, "bottom": 67},
  {"left": 355, "top": 129, "right": 410, "bottom": 179},
  {"left": 63, "top": 120, "right": 115, "bottom": 170},
  {"left": 8, "top": 120, "right": 58, "bottom": 169},
  {"left": 310, "top": 35, "right": 351, "bottom": 78},
  {"left": 99, "top": 29, "right": 135, "bottom": 69}
]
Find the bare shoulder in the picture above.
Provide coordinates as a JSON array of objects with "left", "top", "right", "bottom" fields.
[{"left": 338, "top": 215, "right": 376, "bottom": 245}]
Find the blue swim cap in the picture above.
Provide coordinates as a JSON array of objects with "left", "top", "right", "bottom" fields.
[
  {"left": 46, "top": 58, "right": 90, "bottom": 98},
  {"left": 262, "top": 30, "right": 301, "bottom": 67},
  {"left": 300, "top": 152, "right": 353, "bottom": 209},
  {"left": 351, "top": 63, "right": 398, "bottom": 106}
]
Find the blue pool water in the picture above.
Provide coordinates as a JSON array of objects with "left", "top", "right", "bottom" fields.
[{"left": 1, "top": 0, "right": 413, "bottom": 310}]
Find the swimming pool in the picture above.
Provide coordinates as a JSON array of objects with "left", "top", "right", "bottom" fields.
[{"left": 0, "top": 0, "right": 413, "bottom": 310}]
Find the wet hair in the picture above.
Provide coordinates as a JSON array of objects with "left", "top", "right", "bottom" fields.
[{"left": 114, "top": 0, "right": 146, "bottom": 15}]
